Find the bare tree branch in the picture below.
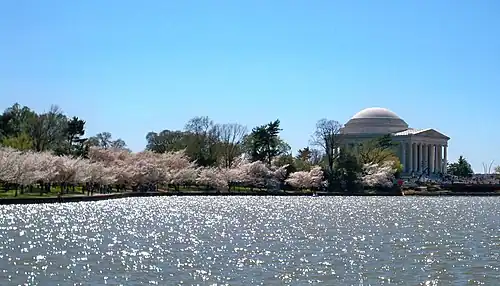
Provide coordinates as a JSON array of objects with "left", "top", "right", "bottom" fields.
[
  {"left": 217, "top": 123, "right": 247, "bottom": 167},
  {"left": 310, "top": 119, "right": 343, "bottom": 174}
]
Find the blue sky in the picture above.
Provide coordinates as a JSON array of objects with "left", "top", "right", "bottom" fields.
[{"left": 1, "top": 0, "right": 499, "bottom": 172}]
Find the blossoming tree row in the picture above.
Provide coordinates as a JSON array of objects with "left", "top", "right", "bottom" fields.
[{"left": 0, "top": 146, "right": 396, "bottom": 194}]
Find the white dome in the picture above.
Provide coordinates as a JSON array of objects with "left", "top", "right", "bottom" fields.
[
  {"left": 342, "top": 107, "right": 408, "bottom": 134},
  {"left": 351, "top": 107, "right": 401, "bottom": 120}
]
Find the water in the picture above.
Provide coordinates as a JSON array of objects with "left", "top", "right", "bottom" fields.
[{"left": 0, "top": 197, "right": 498, "bottom": 285}]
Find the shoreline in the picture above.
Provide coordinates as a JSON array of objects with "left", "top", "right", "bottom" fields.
[{"left": 0, "top": 189, "right": 499, "bottom": 205}]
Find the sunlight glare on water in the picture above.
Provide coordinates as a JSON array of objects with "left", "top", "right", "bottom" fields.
[{"left": 0, "top": 196, "right": 499, "bottom": 285}]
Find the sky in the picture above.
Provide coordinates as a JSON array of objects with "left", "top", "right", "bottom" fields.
[{"left": 0, "top": 0, "right": 499, "bottom": 172}]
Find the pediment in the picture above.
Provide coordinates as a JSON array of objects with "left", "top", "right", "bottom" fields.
[{"left": 414, "top": 128, "right": 450, "bottom": 140}]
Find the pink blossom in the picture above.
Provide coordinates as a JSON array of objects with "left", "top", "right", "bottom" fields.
[
  {"left": 285, "top": 166, "right": 324, "bottom": 190},
  {"left": 361, "top": 161, "right": 396, "bottom": 188}
]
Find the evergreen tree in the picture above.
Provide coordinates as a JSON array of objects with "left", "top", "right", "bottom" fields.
[
  {"left": 246, "top": 119, "right": 283, "bottom": 165},
  {"left": 447, "top": 156, "right": 473, "bottom": 178}
]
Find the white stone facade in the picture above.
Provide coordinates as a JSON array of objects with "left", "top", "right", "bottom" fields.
[{"left": 340, "top": 107, "right": 450, "bottom": 176}]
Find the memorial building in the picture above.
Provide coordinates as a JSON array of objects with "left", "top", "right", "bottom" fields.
[{"left": 341, "top": 107, "right": 450, "bottom": 175}]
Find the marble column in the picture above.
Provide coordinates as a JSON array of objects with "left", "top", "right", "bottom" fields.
[
  {"left": 437, "top": 145, "right": 442, "bottom": 173},
  {"left": 408, "top": 142, "right": 413, "bottom": 173},
  {"left": 433, "top": 144, "right": 438, "bottom": 173},
  {"left": 418, "top": 143, "right": 423, "bottom": 173},
  {"left": 433, "top": 145, "right": 437, "bottom": 173},
  {"left": 443, "top": 145, "right": 447, "bottom": 174},
  {"left": 429, "top": 144, "right": 435, "bottom": 173},
  {"left": 421, "top": 143, "right": 426, "bottom": 173},
  {"left": 433, "top": 145, "right": 438, "bottom": 173},
  {"left": 412, "top": 143, "right": 417, "bottom": 173},
  {"left": 436, "top": 145, "right": 441, "bottom": 173},
  {"left": 401, "top": 142, "right": 406, "bottom": 173}
]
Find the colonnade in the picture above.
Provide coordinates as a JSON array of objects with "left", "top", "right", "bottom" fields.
[{"left": 400, "top": 142, "right": 447, "bottom": 174}]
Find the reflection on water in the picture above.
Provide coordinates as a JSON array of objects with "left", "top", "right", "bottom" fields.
[{"left": 0, "top": 197, "right": 498, "bottom": 285}]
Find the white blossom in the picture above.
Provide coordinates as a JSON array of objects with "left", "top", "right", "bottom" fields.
[{"left": 361, "top": 161, "right": 396, "bottom": 188}]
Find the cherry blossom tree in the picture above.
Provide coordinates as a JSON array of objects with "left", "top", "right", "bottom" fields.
[
  {"left": 361, "top": 161, "right": 396, "bottom": 188},
  {"left": 196, "top": 167, "right": 228, "bottom": 191},
  {"left": 238, "top": 160, "right": 270, "bottom": 187},
  {"left": 159, "top": 150, "right": 199, "bottom": 190},
  {"left": 285, "top": 170, "right": 312, "bottom": 189},
  {"left": 285, "top": 166, "right": 325, "bottom": 190},
  {"left": 0, "top": 147, "right": 18, "bottom": 183},
  {"left": 1, "top": 143, "right": 402, "bottom": 196}
]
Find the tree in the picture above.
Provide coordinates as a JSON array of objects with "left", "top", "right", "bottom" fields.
[
  {"left": 184, "top": 116, "right": 219, "bottom": 166},
  {"left": 310, "top": 119, "right": 342, "bottom": 185},
  {"left": 482, "top": 161, "right": 495, "bottom": 174},
  {"left": 297, "top": 147, "right": 312, "bottom": 162},
  {"left": 331, "top": 151, "right": 362, "bottom": 192},
  {"left": 0, "top": 103, "right": 36, "bottom": 139},
  {"left": 27, "top": 105, "right": 67, "bottom": 152},
  {"left": 85, "top": 136, "right": 100, "bottom": 147},
  {"left": 375, "top": 134, "right": 398, "bottom": 150},
  {"left": 110, "top": 139, "right": 127, "bottom": 149},
  {"left": 272, "top": 154, "right": 297, "bottom": 175},
  {"left": 88, "top": 132, "right": 127, "bottom": 150},
  {"left": 0, "top": 103, "right": 93, "bottom": 156},
  {"left": 196, "top": 167, "right": 228, "bottom": 191},
  {"left": 447, "top": 156, "right": 473, "bottom": 178},
  {"left": 285, "top": 166, "right": 324, "bottom": 190},
  {"left": 245, "top": 119, "right": 283, "bottom": 165},
  {"left": 1, "top": 133, "right": 33, "bottom": 151},
  {"left": 495, "top": 166, "right": 500, "bottom": 174},
  {"left": 361, "top": 162, "right": 396, "bottom": 188},
  {"left": 294, "top": 147, "right": 324, "bottom": 171},
  {"left": 93, "top": 132, "right": 113, "bottom": 148},
  {"left": 65, "top": 116, "right": 86, "bottom": 154},
  {"left": 145, "top": 130, "right": 189, "bottom": 153},
  {"left": 217, "top": 123, "right": 247, "bottom": 168},
  {"left": 355, "top": 135, "right": 401, "bottom": 170}
]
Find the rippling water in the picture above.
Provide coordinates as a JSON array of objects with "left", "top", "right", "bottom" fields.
[{"left": 0, "top": 197, "right": 499, "bottom": 285}]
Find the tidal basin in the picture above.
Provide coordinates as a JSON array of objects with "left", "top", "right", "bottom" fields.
[{"left": 0, "top": 196, "right": 498, "bottom": 285}]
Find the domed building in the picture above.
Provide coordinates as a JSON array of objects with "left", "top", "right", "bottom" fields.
[{"left": 341, "top": 107, "right": 450, "bottom": 176}]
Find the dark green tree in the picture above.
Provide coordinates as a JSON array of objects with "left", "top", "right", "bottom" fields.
[
  {"left": 0, "top": 103, "right": 91, "bottom": 155},
  {"left": 66, "top": 117, "right": 85, "bottom": 145},
  {"left": 293, "top": 147, "right": 324, "bottom": 172},
  {"left": 272, "top": 154, "right": 297, "bottom": 175},
  {"left": 375, "top": 134, "right": 398, "bottom": 150},
  {"left": 331, "top": 151, "right": 363, "bottom": 193},
  {"left": 145, "top": 130, "right": 190, "bottom": 153},
  {"left": 296, "top": 147, "right": 312, "bottom": 161},
  {"left": 65, "top": 116, "right": 86, "bottom": 155},
  {"left": 447, "top": 156, "right": 473, "bottom": 178},
  {"left": 355, "top": 135, "right": 401, "bottom": 170},
  {"left": 0, "top": 103, "right": 36, "bottom": 140},
  {"left": 245, "top": 119, "right": 284, "bottom": 165}
]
